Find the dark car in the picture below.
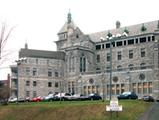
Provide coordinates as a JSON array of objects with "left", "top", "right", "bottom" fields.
[
  {"left": 117, "top": 92, "right": 138, "bottom": 100},
  {"left": 88, "top": 93, "right": 102, "bottom": 100},
  {"left": 142, "top": 95, "right": 154, "bottom": 102}
]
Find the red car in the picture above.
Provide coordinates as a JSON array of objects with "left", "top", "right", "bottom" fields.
[{"left": 31, "top": 96, "right": 42, "bottom": 102}]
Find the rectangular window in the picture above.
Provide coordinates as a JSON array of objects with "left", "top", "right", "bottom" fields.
[
  {"left": 107, "top": 53, "right": 110, "bottom": 62},
  {"left": 106, "top": 43, "right": 110, "bottom": 48},
  {"left": 48, "top": 82, "right": 52, "bottom": 87},
  {"left": 152, "top": 36, "right": 155, "bottom": 41},
  {"left": 33, "top": 68, "right": 37, "bottom": 76},
  {"left": 26, "top": 91, "right": 30, "bottom": 97},
  {"left": 143, "top": 82, "right": 147, "bottom": 94},
  {"left": 138, "top": 83, "right": 142, "bottom": 94},
  {"left": 135, "top": 38, "right": 138, "bottom": 44},
  {"left": 117, "top": 51, "right": 122, "bottom": 60},
  {"left": 124, "top": 41, "right": 126, "bottom": 45},
  {"left": 83, "top": 57, "right": 86, "bottom": 72},
  {"left": 26, "top": 67, "right": 30, "bottom": 76},
  {"left": 106, "top": 66, "right": 110, "bottom": 72},
  {"left": 102, "top": 44, "right": 105, "bottom": 49},
  {"left": 33, "top": 81, "right": 37, "bottom": 86},
  {"left": 141, "top": 48, "right": 146, "bottom": 57},
  {"left": 129, "top": 50, "right": 133, "bottom": 59},
  {"left": 55, "top": 72, "right": 59, "bottom": 77},
  {"left": 116, "top": 41, "right": 123, "bottom": 47},
  {"left": 26, "top": 81, "right": 30, "bottom": 86},
  {"left": 96, "top": 45, "right": 101, "bottom": 50},
  {"left": 140, "top": 37, "right": 146, "bottom": 43},
  {"left": 80, "top": 57, "right": 82, "bottom": 72},
  {"left": 121, "top": 84, "right": 125, "bottom": 93},
  {"left": 55, "top": 82, "right": 59, "bottom": 87},
  {"left": 96, "top": 54, "right": 100, "bottom": 63},
  {"left": 148, "top": 36, "right": 151, "bottom": 42},
  {"left": 128, "top": 39, "right": 134, "bottom": 45},
  {"left": 148, "top": 82, "right": 152, "bottom": 93},
  {"left": 48, "top": 69, "right": 52, "bottom": 77}
]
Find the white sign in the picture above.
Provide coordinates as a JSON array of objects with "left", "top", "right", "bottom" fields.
[{"left": 106, "top": 100, "right": 122, "bottom": 111}]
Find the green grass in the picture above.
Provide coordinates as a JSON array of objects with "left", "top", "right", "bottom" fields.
[{"left": 0, "top": 100, "right": 151, "bottom": 120}]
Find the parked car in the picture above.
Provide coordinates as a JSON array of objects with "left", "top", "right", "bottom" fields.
[
  {"left": 55, "top": 93, "right": 72, "bottom": 101},
  {"left": 142, "top": 95, "right": 155, "bottom": 102},
  {"left": 117, "top": 92, "right": 138, "bottom": 100},
  {"left": 88, "top": 93, "right": 102, "bottom": 100},
  {"left": 43, "top": 94, "right": 55, "bottom": 101},
  {"left": 31, "top": 96, "right": 42, "bottom": 102},
  {"left": 8, "top": 97, "right": 17, "bottom": 103},
  {"left": 18, "top": 98, "right": 27, "bottom": 102}
]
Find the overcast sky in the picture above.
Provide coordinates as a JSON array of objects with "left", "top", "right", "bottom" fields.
[{"left": 0, "top": 0, "right": 158, "bottom": 79}]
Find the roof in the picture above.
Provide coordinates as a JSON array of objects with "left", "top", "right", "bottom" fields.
[
  {"left": 58, "top": 20, "right": 77, "bottom": 34},
  {"left": 19, "top": 48, "right": 65, "bottom": 60},
  {"left": 88, "top": 20, "right": 159, "bottom": 42}
]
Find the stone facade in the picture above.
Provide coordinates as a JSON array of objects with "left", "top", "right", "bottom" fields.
[{"left": 10, "top": 12, "right": 159, "bottom": 100}]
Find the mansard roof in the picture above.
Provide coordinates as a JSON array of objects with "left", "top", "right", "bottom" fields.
[
  {"left": 89, "top": 20, "right": 159, "bottom": 42},
  {"left": 19, "top": 48, "right": 65, "bottom": 60}
]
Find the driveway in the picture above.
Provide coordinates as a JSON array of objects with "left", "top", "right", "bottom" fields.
[{"left": 137, "top": 102, "right": 159, "bottom": 120}]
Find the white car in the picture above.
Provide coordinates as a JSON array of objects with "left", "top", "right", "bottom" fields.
[
  {"left": 43, "top": 94, "right": 54, "bottom": 101},
  {"left": 8, "top": 97, "right": 17, "bottom": 103}
]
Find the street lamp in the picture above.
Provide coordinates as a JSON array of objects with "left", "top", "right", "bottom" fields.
[
  {"left": 126, "top": 71, "right": 131, "bottom": 91},
  {"left": 106, "top": 32, "right": 128, "bottom": 101},
  {"left": 15, "top": 57, "right": 27, "bottom": 104},
  {"left": 107, "top": 36, "right": 113, "bottom": 101}
]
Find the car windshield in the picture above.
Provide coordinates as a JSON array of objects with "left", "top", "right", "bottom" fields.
[{"left": 122, "top": 92, "right": 131, "bottom": 95}]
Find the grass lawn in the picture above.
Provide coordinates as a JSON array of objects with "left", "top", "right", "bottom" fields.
[{"left": 0, "top": 100, "right": 151, "bottom": 120}]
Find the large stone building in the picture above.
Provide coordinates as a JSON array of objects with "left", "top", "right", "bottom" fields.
[{"left": 10, "top": 12, "right": 159, "bottom": 100}]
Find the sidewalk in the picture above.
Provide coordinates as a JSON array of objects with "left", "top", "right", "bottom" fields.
[{"left": 137, "top": 102, "right": 159, "bottom": 120}]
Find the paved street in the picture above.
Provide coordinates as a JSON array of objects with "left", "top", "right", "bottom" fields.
[{"left": 138, "top": 102, "right": 159, "bottom": 120}]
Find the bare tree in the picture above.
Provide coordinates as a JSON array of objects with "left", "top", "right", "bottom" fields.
[
  {"left": 0, "top": 81, "right": 10, "bottom": 105},
  {"left": 0, "top": 23, "right": 15, "bottom": 65}
]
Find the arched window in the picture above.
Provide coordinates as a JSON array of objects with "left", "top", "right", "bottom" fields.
[{"left": 80, "top": 54, "right": 86, "bottom": 73}]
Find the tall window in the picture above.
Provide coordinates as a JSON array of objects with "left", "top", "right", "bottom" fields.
[
  {"left": 26, "top": 91, "right": 30, "bottom": 97},
  {"left": 33, "top": 81, "right": 37, "bottom": 86},
  {"left": 26, "top": 67, "right": 30, "bottom": 76},
  {"left": 69, "top": 56, "right": 75, "bottom": 72},
  {"left": 80, "top": 55, "right": 86, "bottom": 72},
  {"left": 107, "top": 53, "right": 110, "bottom": 62},
  {"left": 26, "top": 81, "right": 30, "bottom": 86},
  {"left": 141, "top": 48, "right": 146, "bottom": 57},
  {"left": 128, "top": 64, "right": 134, "bottom": 70},
  {"left": 55, "top": 72, "right": 59, "bottom": 77},
  {"left": 129, "top": 50, "right": 133, "bottom": 59},
  {"left": 96, "top": 54, "right": 100, "bottom": 63},
  {"left": 55, "top": 82, "right": 59, "bottom": 87},
  {"left": 117, "top": 51, "right": 122, "bottom": 60},
  {"left": 48, "top": 82, "right": 52, "bottom": 87},
  {"left": 33, "top": 68, "right": 37, "bottom": 76},
  {"left": 48, "top": 69, "right": 52, "bottom": 77}
]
